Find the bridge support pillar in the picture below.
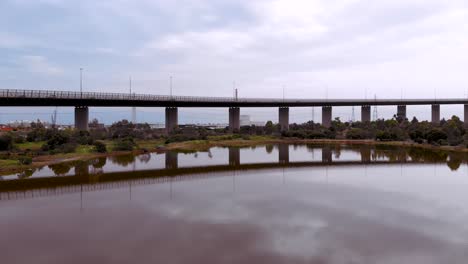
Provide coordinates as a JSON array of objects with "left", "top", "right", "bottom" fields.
[
  {"left": 322, "top": 106, "right": 332, "bottom": 128},
  {"left": 229, "top": 147, "right": 240, "bottom": 166},
  {"left": 74, "top": 106, "right": 89, "bottom": 131},
  {"left": 279, "top": 144, "right": 289, "bottom": 164},
  {"left": 229, "top": 107, "right": 240, "bottom": 133},
  {"left": 165, "top": 107, "right": 178, "bottom": 134},
  {"left": 361, "top": 105, "right": 371, "bottom": 122},
  {"left": 165, "top": 151, "right": 178, "bottom": 169},
  {"left": 431, "top": 104, "right": 440, "bottom": 125},
  {"left": 279, "top": 107, "right": 289, "bottom": 132},
  {"left": 397, "top": 105, "right": 407, "bottom": 120},
  {"left": 464, "top": 105, "right": 468, "bottom": 128}
]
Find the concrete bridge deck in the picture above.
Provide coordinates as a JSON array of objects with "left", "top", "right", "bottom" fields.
[
  {"left": 1, "top": 89, "right": 468, "bottom": 131},
  {"left": 1, "top": 89, "right": 467, "bottom": 107}
]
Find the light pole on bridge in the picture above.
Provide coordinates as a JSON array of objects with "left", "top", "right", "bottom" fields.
[{"left": 80, "top": 68, "right": 83, "bottom": 96}]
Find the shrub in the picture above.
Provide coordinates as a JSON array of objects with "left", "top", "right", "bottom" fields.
[
  {"left": 113, "top": 138, "right": 136, "bottom": 151},
  {"left": 93, "top": 141, "right": 107, "bottom": 153},
  {"left": 13, "top": 136, "right": 25, "bottom": 144},
  {"left": 60, "top": 143, "right": 78, "bottom": 153},
  {"left": 0, "top": 134, "right": 13, "bottom": 151},
  {"left": 165, "top": 135, "right": 195, "bottom": 144},
  {"left": 18, "top": 156, "right": 33, "bottom": 165},
  {"left": 346, "top": 128, "right": 368, "bottom": 139},
  {"left": 76, "top": 131, "right": 94, "bottom": 145},
  {"left": 46, "top": 131, "right": 71, "bottom": 150},
  {"left": 427, "top": 128, "right": 447, "bottom": 144}
]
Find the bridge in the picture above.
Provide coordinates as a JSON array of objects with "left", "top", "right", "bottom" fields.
[{"left": 1, "top": 89, "right": 468, "bottom": 131}]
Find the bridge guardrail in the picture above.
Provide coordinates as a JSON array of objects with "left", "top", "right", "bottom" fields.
[{"left": 0, "top": 89, "right": 465, "bottom": 105}]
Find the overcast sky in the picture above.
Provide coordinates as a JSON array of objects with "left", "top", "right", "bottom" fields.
[{"left": 1, "top": 0, "right": 468, "bottom": 124}]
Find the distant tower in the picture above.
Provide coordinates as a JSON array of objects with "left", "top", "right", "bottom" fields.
[
  {"left": 51, "top": 107, "right": 58, "bottom": 128},
  {"left": 373, "top": 94, "right": 378, "bottom": 121},
  {"left": 311, "top": 107, "right": 315, "bottom": 122},
  {"left": 351, "top": 106, "right": 355, "bottom": 122},
  {"left": 130, "top": 76, "right": 136, "bottom": 124},
  {"left": 132, "top": 107, "right": 137, "bottom": 124}
]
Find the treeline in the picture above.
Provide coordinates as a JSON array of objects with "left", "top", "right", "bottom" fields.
[
  {"left": 1, "top": 115, "right": 467, "bottom": 157},
  {"left": 279, "top": 116, "right": 467, "bottom": 147}
]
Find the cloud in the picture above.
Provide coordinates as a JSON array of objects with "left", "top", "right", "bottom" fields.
[
  {"left": 20, "top": 55, "right": 63, "bottom": 75},
  {"left": 1, "top": 0, "right": 468, "bottom": 122},
  {"left": 126, "top": 0, "right": 468, "bottom": 99}
]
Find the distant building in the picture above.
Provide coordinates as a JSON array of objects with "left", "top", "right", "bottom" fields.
[
  {"left": 8, "top": 120, "right": 32, "bottom": 128},
  {"left": 0, "top": 125, "right": 13, "bottom": 132},
  {"left": 149, "top": 123, "right": 165, "bottom": 129},
  {"left": 240, "top": 115, "right": 251, "bottom": 126},
  {"left": 251, "top": 121, "right": 265, "bottom": 127}
]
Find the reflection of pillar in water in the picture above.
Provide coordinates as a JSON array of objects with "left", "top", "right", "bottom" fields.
[
  {"left": 165, "top": 151, "right": 178, "bottom": 169},
  {"left": 229, "top": 147, "right": 240, "bottom": 166},
  {"left": 322, "top": 146, "right": 332, "bottom": 163},
  {"left": 279, "top": 144, "right": 289, "bottom": 164},
  {"left": 74, "top": 162, "right": 90, "bottom": 177},
  {"left": 80, "top": 184, "right": 84, "bottom": 213},
  {"left": 360, "top": 148, "right": 371, "bottom": 163}
]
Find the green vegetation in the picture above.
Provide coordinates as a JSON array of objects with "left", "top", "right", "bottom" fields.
[
  {"left": 0, "top": 134, "right": 13, "bottom": 151},
  {"left": 1, "top": 116, "right": 468, "bottom": 175},
  {"left": 281, "top": 116, "right": 467, "bottom": 147},
  {"left": 93, "top": 141, "right": 107, "bottom": 153},
  {"left": 112, "top": 138, "right": 137, "bottom": 151}
]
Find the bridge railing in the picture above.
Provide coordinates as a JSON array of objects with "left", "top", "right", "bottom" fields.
[
  {"left": 0, "top": 89, "right": 465, "bottom": 105},
  {"left": 0, "top": 89, "right": 288, "bottom": 103},
  {"left": 0, "top": 89, "right": 339, "bottom": 103}
]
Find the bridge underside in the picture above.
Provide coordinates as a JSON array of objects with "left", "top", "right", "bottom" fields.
[{"left": 1, "top": 97, "right": 467, "bottom": 108}]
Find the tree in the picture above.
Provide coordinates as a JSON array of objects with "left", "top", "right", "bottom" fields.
[
  {"left": 346, "top": 128, "right": 369, "bottom": 139},
  {"left": 426, "top": 128, "right": 448, "bottom": 144},
  {"left": 265, "top": 121, "right": 274, "bottom": 135}
]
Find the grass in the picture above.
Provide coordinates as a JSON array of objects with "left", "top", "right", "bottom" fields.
[
  {"left": 16, "top": 141, "right": 45, "bottom": 151},
  {"left": 136, "top": 139, "right": 165, "bottom": 149},
  {"left": 75, "top": 145, "right": 95, "bottom": 154},
  {"left": 0, "top": 159, "right": 20, "bottom": 167}
]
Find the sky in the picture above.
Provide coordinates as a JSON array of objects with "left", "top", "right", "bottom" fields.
[{"left": 1, "top": 0, "right": 468, "bottom": 124}]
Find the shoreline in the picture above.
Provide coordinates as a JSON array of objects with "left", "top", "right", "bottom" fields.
[{"left": 1, "top": 138, "right": 466, "bottom": 176}]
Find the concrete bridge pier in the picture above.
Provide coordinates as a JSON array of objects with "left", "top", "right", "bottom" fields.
[
  {"left": 322, "top": 106, "right": 332, "bottom": 128},
  {"left": 431, "top": 104, "right": 440, "bottom": 125},
  {"left": 464, "top": 105, "right": 468, "bottom": 128},
  {"left": 279, "top": 144, "right": 289, "bottom": 164},
  {"left": 229, "top": 107, "right": 240, "bottom": 133},
  {"left": 165, "top": 151, "right": 178, "bottom": 170},
  {"left": 229, "top": 147, "right": 240, "bottom": 166},
  {"left": 279, "top": 107, "right": 289, "bottom": 132},
  {"left": 165, "top": 107, "right": 178, "bottom": 134},
  {"left": 361, "top": 105, "right": 371, "bottom": 122},
  {"left": 397, "top": 105, "right": 407, "bottom": 120},
  {"left": 74, "top": 106, "right": 89, "bottom": 131}
]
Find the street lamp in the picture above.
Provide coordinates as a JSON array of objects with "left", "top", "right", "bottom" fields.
[
  {"left": 170, "top": 76, "right": 173, "bottom": 98},
  {"left": 80, "top": 68, "right": 83, "bottom": 95}
]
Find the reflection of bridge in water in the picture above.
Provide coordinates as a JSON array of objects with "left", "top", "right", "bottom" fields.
[{"left": 0, "top": 145, "right": 447, "bottom": 201}]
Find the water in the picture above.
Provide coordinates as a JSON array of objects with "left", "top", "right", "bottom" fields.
[{"left": 1, "top": 144, "right": 468, "bottom": 263}]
